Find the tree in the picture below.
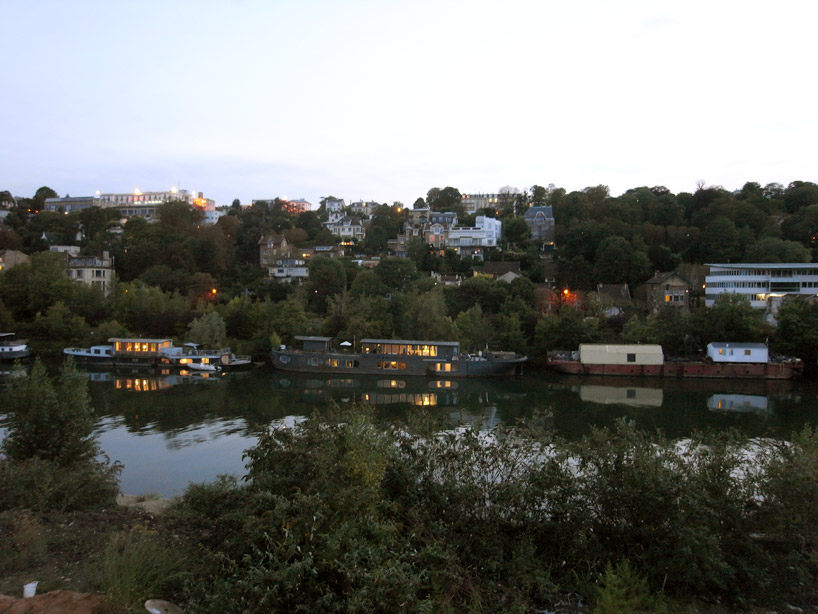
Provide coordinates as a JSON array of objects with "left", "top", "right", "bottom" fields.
[
  {"left": 502, "top": 217, "right": 531, "bottom": 249},
  {"left": 534, "top": 309, "right": 601, "bottom": 354},
  {"left": 307, "top": 256, "right": 347, "bottom": 312},
  {"left": 188, "top": 310, "right": 227, "bottom": 348},
  {"left": 427, "top": 186, "right": 462, "bottom": 213},
  {"left": 374, "top": 257, "right": 419, "bottom": 292},
  {"left": 694, "top": 294, "right": 767, "bottom": 347},
  {"left": 32, "top": 186, "right": 58, "bottom": 211},
  {"left": 743, "top": 237, "right": 810, "bottom": 263},
  {"left": 455, "top": 304, "right": 493, "bottom": 351},
  {"left": 3, "top": 359, "right": 99, "bottom": 466},
  {"left": 0, "top": 359, "right": 121, "bottom": 511},
  {"left": 773, "top": 297, "right": 818, "bottom": 362}
]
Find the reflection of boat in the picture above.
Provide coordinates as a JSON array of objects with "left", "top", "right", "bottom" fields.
[
  {"left": 0, "top": 333, "right": 30, "bottom": 361},
  {"left": 272, "top": 337, "right": 526, "bottom": 377},
  {"left": 547, "top": 343, "right": 802, "bottom": 380},
  {"left": 579, "top": 384, "right": 663, "bottom": 407},
  {"left": 271, "top": 372, "right": 523, "bottom": 407},
  {"left": 707, "top": 394, "right": 770, "bottom": 414},
  {"left": 81, "top": 368, "right": 225, "bottom": 390}
]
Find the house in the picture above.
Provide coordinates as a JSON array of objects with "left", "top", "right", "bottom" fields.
[
  {"left": 0, "top": 250, "right": 30, "bottom": 273},
  {"left": 323, "top": 198, "right": 345, "bottom": 213},
  {"left": 431, "top": 272, "right": 464, "bottom": 286},
  {"left": 523, "top": 206, "right": 555, "bottom": 246},
  {"left": 325, "top": 216, "right": 366, "bottom": 242},
  {"left": 348, "top": 200, "right": 379, "bottom": 217},
  {"left": 641, "top": 271, "right": 691, "bottom": 312},
  {"left": 474, "top": 261, "right": 522, "bottom": 283},
  {"left": 258, "top": 233, "right": 290, "bottom": 272},
  {"left": 66, "top": 251, "right": 116, "bottom": 296},
  {"left": 259, "top": 235, "right": 345, "bottom": 283}
]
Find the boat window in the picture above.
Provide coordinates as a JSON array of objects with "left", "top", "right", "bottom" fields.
[{"left": 627, "top": 353, "right": 636, "bottom": 363}]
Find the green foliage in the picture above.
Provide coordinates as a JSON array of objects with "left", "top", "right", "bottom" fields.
[
  {"left": 89, "top": 527, "right": 189, "bottom": 610},
  {"left": 32, "top": 300, "right": 91, "bottom": 344},
  {"left": 455, "top": 304, "right": 493, "bottom": 351},
  {"left": 168, "top": 409, "right": 818, "bottom": 611},
  {"left": 187, "top": 310, "right": 226, "bottom": 348},
  {"left": 114, "top": 282, "right": 192, "bottom": 337},
  {"left": 0, "top": 359, "right": 120, "bottom": 512},
  {"left": 534, "top": 309, "right": 601, "bottom": 353},
  {"left": 593, "top": 560, "right": 655, "bottom": 614},
  {"left": 3, "top": 359, "right": 97, "bottom": 465},
  {"left": 773, "top": 296, "right": 818, "bottom": 362},
  {"left": 0, "top": 456, "right": 120, "bottom": 512},
  {"left": 695, "top": 293, "right": 768, "bottom": 345}
]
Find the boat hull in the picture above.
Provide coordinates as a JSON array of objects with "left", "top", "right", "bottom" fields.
[
  {"left": 547, "top": 359, "right": 802, "bottom": 380},
  {"left": 271, "top": 350, "right": 526, "bottom": 377}
]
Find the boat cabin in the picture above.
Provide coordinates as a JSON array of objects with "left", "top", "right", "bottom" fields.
[
  {"left": 706, "top": 342, "right": 768, "bottom": 364},
  {"left": 293, "top": 336, "right": 334, "bottom": 352},
  {"left": 360, "top": 339, "right": 461, "bottom": 359},
  {"left": 578, "top": 344, "right": 664, "bottom": 366},
  {"left": 110, "top": 338, "right": 173, "bottom": 359}
]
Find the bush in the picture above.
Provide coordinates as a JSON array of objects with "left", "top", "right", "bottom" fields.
[
  {"left": 0, "top": 358, "right": 121, "bottom": 512},
  {"left": 171, "top": 409, "right": 818, "bottom": 611},
  {"left": 0, "top": 457, "right": 120, "bottom": 512},
  {"left": 89, "top": 527, "right": 188, "bottom": 610}
]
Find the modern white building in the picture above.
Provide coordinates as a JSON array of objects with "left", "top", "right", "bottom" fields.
[
  {"left": 445, "top": 215, "right": 502, "bottom": 258},
  {"left": 705, "top": 263, "right": 818, "bottom": 320}
]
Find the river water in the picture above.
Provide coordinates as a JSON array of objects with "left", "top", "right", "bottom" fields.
[{"left": 3, "top": 366, "right": 818, "bottom": 497}]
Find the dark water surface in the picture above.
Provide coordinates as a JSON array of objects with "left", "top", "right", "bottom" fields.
[{"left": 3, "top": 366, "right": 818, "bottom": 497}]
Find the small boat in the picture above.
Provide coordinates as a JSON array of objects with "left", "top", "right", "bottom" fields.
[
  {"left": 271, "top": 337, "right": 526, "bottom": 377},
  {"left": 0, "top": 333, "right": 30, "bottom": 361}
]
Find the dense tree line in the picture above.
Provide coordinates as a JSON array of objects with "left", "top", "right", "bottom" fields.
[{"left": 3, "top": 181, "right": 818, "bottom": 362}]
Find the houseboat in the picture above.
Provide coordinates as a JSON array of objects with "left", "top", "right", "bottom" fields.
[
  {"left": 271, "top": 337, "right": 527, "bottom": 377},
  {"left": 0, "top": 333, "right": 30, "bottom": 361},
  {"left": 547, "top": 343, "right": 802, "bottom": 380},
  {"left": 64, "top": 338, "right": 252, "bottom": 371}
]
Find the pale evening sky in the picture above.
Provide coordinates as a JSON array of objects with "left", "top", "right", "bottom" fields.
[{"left": 2, "top": 0, "right": 816, "bottom": 208}]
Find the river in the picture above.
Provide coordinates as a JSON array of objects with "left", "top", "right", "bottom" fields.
[{"left": 3, "top": 366, "right": 818, "bottom": 497}]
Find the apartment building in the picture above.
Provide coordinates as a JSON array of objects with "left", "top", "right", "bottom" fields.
[{"left": 705, "top": 262, "right": 818, "bottom": 321}]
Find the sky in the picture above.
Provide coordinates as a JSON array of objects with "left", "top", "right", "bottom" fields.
[{"left": 2, "top": 0, "right": 817, "bottom": 208}]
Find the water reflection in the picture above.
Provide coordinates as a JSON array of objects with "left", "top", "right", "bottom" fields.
[
  {"left": 707, "top": 394, "right": 770, "bottom": 415},
  {"left": 4, "top": 366, "right": 818, "bottom": 498}
]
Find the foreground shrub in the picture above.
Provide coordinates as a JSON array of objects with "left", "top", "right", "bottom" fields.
[
  {"left": 174, "top": 408, "right": 818, "bottom": 612},
  {"left": 88, "top": 526, "right": 189, "bottom": 610},
  {"left": 0, "top": 456, "right": 120, "bottom": 512},
  {"left": 0, "top": 358, "right": 120, "bottom": 512}
]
